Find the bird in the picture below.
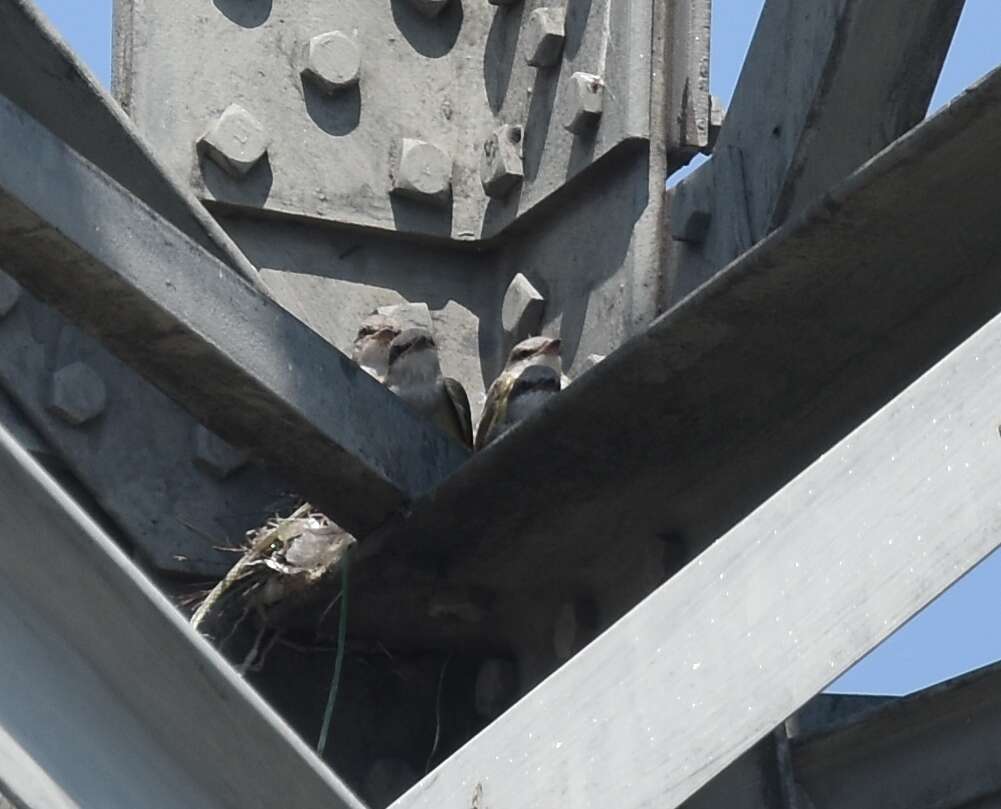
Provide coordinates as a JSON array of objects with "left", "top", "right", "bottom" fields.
[
  {"left": 384, "top": 327, "right": 474, "bottom": 448},
  {"left": 351, "top": 313, "right": 401, "bottom": 383},
  {"left": 474, "top": 336, "right": 563, "bottom": 450}
]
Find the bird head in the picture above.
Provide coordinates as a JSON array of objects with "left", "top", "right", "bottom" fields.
[
  {"left": 505, "top": 335, "right": 562, "bottom": 376},
  {"left": 352, "top": 314, "right": 402, "bottom": 381},
  {"left": 386, "top": 327, "right": 442, "bottom": 385}
]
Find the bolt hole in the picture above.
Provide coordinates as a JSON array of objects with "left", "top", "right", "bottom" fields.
[
  {"left": 771, "top": 125, "right": 782, "bottom": 138},
  {"left": 508, "top": 127, "right": 523, "bottom": 145}
]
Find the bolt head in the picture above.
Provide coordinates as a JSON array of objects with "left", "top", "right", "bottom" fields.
[
  {"left": 0, "top": 273, "right": 21, "bottom": 318},
  {"left": 480, "top": 124, "right": 524, "bottom": 199},
  {"left": 47, "top": 362, "right": 107, "bottom": 426},
  {"left": 501, "top": 273, "right": 545, "bottom": 340},
  {"left": 407, "top": 0, "right": 450, "bottom": 17},
  {"left": 566, "top": 72, "right": 604, "bottom": 134},
  {"left": 302, "top": 31, "right": 361, "bottom": 94},
  {"left": 391, "top": 138, "right": 453, "bottom": 207},
  {"left": 197, "top": 103, "right": 269, "bottom": 178},
  {"left": 525, "top": 7, "right": 565, "bottom": 67},
  {"left": 193, "top": 425, "right": 250, "bottom": 480}
]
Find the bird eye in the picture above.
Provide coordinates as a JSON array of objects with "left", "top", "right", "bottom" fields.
[{"left": 358, "top": 326, "right": 376, "bottom": 337}]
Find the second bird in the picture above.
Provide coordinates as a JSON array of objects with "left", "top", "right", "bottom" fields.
[{"left": 384, "top": 327, "right": 474, "bottom": 449}]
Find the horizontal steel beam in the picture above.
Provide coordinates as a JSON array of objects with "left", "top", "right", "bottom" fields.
[
  {"left": 0, "top": 422, "right": 365, "bottom": 809},
  {"left": 0, "top": 93, "right": 469, "bottom": 537},
  {"left": 342, "top": 63, "right": 1001, "bottom": 648},
  {"left": 389, "top": 204, "right": 1001, "bottom": 807}
]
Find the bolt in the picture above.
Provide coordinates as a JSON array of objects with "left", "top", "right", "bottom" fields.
[
  {"left": 566, "top": 72, "right": 604, "bottom": 134},
  {"left": 407, "top": 0, "right": 450, "bottom": 17},
  {"left": 474, "top": 658, "right": 518, "bottom": 719},
  {"left": 501, "top": 273, "right": 545, "bottom": 342},
  {"left": 302, "top": 31, "right": 361, "bottom": 94},
  {"left": 47, "top": 362, "right": 107, "bottom": 426},
  {"left": 670, "top": 177, "right": 712, "bottom": 244},
  {"left": 0, "top": 273, "right": 21, "bottom": 317},
  {"left": 673, "top": 207, "right": 712, "bottom": 244},
  {"left": 197, "top": 103, "right": 269, "bottom": 178},
  {"left": 391, "top": 138, "right": 453, "bottom": 207},
  {"left": 525, "top": 7, "right": 565, "bottom": 68},
  {"left": 192, "top": 425, "right": 250, "bottom": 480},
  {"left": 480, "top": 124, "right": 524, "bottom": 199}
]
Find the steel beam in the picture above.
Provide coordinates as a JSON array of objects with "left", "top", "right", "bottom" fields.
[
  {"left": 0, "top": 0, "right": 263, "bottom": 290},
  {"left": 388, "top": 226, "right": 1001, "bottom": 808},
  {"left": 667, "top": 0, "right": 965, "bottom": 300},
  {"left": 332, "top": 63, "right": 1001, "bottom": 650},
  {"left": 0, "top": 93, "right": 469, "bottom": 537},
  {"left": 0, "top": 422, "right": 365, "bottom": 809}
]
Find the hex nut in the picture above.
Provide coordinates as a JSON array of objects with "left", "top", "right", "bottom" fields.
[
  {"left": 480, "top": 124, "right": 524, "bottom": 199},
  {"left": 192, "top": 425, "right": 250, "bottom": 480},
  {"left": 197, "top": 103, "right": 270, "bottom": 178},
  {"left": 302, "top": 31, "right": 361, "bottom": 94},
  {"left": 0, "top": 273, "right": 21, "bottom": 318},
  {"left": 47, "top": 362, "right": 107, "bottom": 427},
  {"left": 407, "top": 0, "right": 450, "bottom": 17},
  {"left": 525, "top": 7, "right": 565, "bottom": 68},
  {"left": 501, "top": 273, "right": 545, "bottom": 341},
  {"left": 566, "top": 72, "right": 604, "bottom": 135},
  {"left": 391, "top": 138, "right": 453, "bottom": 207}
]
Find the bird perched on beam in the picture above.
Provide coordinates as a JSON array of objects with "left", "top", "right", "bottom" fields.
[
  {"left": 384, "top": 327, "right": 474, "bottom": 448},
  {"left": 475, "top": 336, "right": 562, "bottom": 450},
  {"left": 351, "top": 313, "right": 401, "bottom": 383}
]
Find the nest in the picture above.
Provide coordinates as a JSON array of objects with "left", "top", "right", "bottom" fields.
[{"left": 190, "top": 502, "right": 355, "bottom": 669}]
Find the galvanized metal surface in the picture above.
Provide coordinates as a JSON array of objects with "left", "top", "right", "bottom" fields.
[
  {"left": 0, "top": 92, "right": 469, "bottom": 539},
  {"left": 0, "top": 422, "right": 366, "bottom": 809},
  {"left": 115, "top": 0, "right": 660, "bottom": 240}
]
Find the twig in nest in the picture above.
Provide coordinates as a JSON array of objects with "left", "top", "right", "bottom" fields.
[
  {"left": 425, "top": 654, "right": 452, "bottom": 774},
  {"left": 238, "top": 624, "right": 269, "bottom": 675},
  {"left": 317, "top": 551, "right": 351, "bottom": 757},
  {"left": 190, "top": 502, "right": 312, "bottom": 632},
  {"left": 249, "top": 629, "right": 284, "bottom": 673}
]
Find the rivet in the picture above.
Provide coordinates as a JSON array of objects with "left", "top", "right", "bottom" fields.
[
  {"left": 565, "top": 72, "right": 604, "bottom": 134},
  {"left": 47, "top": 361, "right": 107, "bottom": 426},
  {"left": 302, "top": 31, "right": 362, "bottom": 94},
  {"left": 391, "top": 138, "right": 453, "bottom": 207},
  {"left": 192, "top": 425, "right": 250, "bottom": 480},
  {"left": 197, "top": 103, "right": 269, "bottom": 178},
  {"left": 525, "top": 8, "right": 565, "bottom": 67},
  {"left": 480, "top": 124, "right": 524, "bottom": 199}
]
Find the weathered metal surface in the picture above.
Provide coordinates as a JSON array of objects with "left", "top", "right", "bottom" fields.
[
  {"left": 389, "top": 250, "right": 1001, "bottom": 808},
  {"left": 0, "top": 423, "right": 366, "bottom": 809},
  {"left": 334, "top": 63, "right": 1001, "bottom": 649},
  {"left": 662, "top": 0, "right": 712, "bottom": 168},
  {"left": 0, "top": 272, "right": 292, "bottom": 575},
  {"left": 114, "top": 0, "right": 659, "bottom": 240},
  {"left": 0, "top": 0, "right": 262, "bottom": 289},
  {"left": 668, "top": 0, "right": 965, "bottom": 301},
  {"left": 794, "top": 662, "right": 1001, "bottom": 809},
  {"left": 0, "top": 93, "right": 469, "bottom": 538}
]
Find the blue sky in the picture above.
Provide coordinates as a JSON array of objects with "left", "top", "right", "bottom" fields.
[{"left": 31, "top": 0, "right": 1001, "bottom": 696}]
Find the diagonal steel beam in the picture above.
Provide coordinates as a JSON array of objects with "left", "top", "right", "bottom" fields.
[
  {"left": 338, "top": 63, "right": 1001, "bottom": 650},
  {"left": 388, "top": 209, "right": 1001, "bottom": 809},
  {"left": 0, "top": 0, "right": 264, "bottom": 290},
  {"left": 0, "top": 92, "right": 469, "bottom": 537},
  {"left": 668, "top": 0, "right": 965, "bottom": 300},
  {"left": 0, "top": 422, "right": 366, "bottom": 809}
]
